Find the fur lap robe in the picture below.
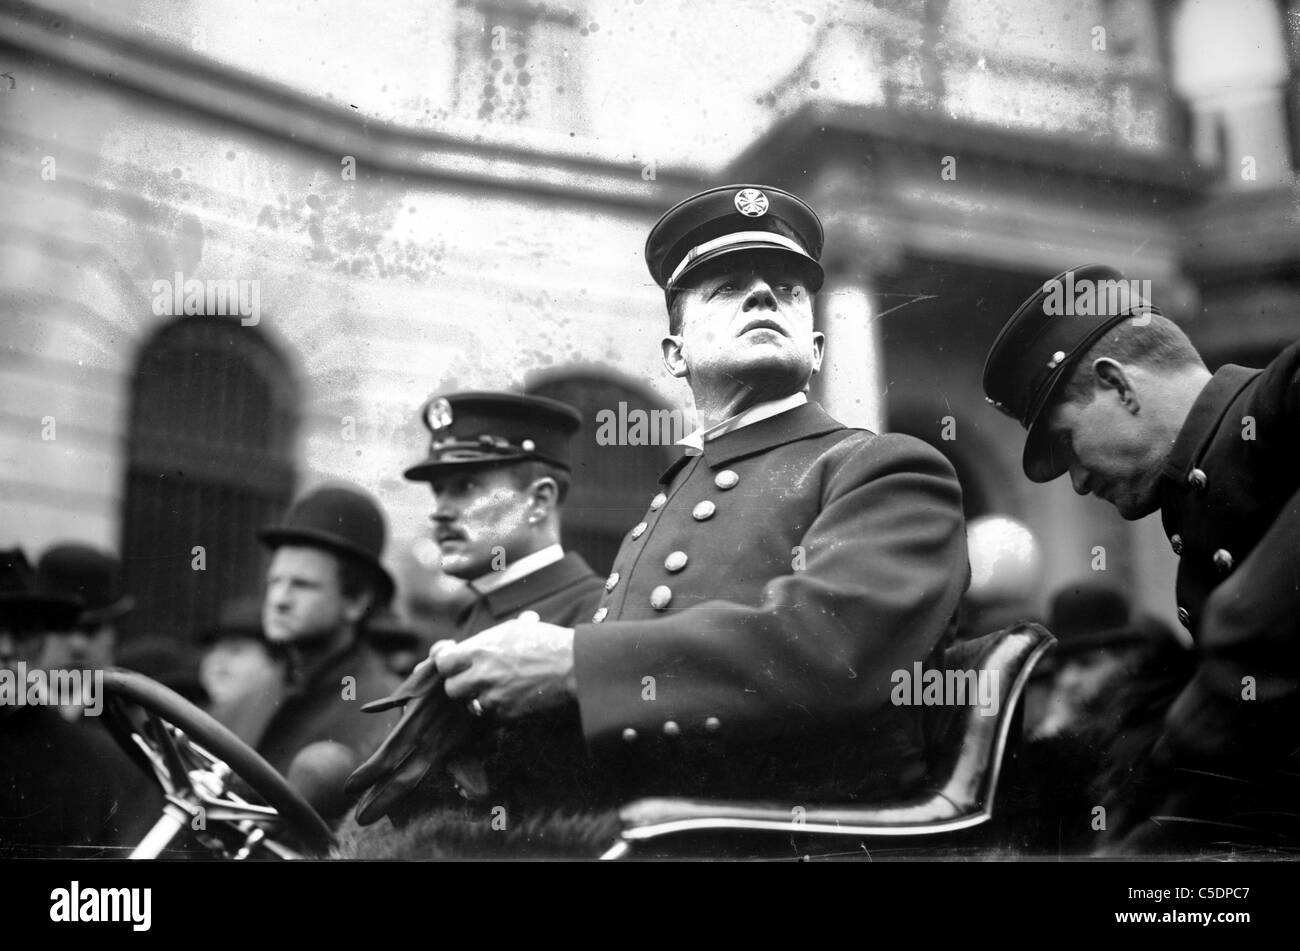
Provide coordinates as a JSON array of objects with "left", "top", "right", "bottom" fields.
[{"left": 332, "top": 805, "right": 623, "bottom": 860}]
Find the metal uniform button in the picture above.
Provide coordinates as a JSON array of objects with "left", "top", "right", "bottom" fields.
[
  {"left": 604, "top": 572, "right": 620, "bottom": 592},
  {"left": 1213, "top": 549, "right": 1234, "bottom": 573},
  {"left": 663, "top": 720, "right": 681, "bottom": 737},
  {"left": 1187, "top": 468, "right": 1208, "bottom": 490},
  {"left": 630, "top": 522, "right": 647, "bottom": 540},
  {"left": 664, "top": 551, "right": 688, "bottom": 573},
  {"left": 622, "top": 728, "right": 638, "bottom": 743},
  {"left": 704, "top": 716, "right": 721, "bottom": 732},
  {"left": 650, "top": 585, "right": 673, "bottom": 611},
  {"left": 1170, "top": 534, "right": 1183, "bottom": 556},
  {"left": 715, "top": 470, "right": 739, "bottom": 490},
  {"left": 692, "top": 500, "right": 716, "bottom": 521},
  {"left": 591, "top": 607, "right": 608, "bottom": 623},
  {"left": 649, "top": 493, "right": 668, "bottom": 511},
  {"left": 1177, "top": 606, "right": 1191, "bottom": 629}
]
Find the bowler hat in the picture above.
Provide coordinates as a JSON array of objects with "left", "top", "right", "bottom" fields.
[
  {"left": 36, "top": 543, "right": 135, "bottom": 626},
  {"left": 0, "top": 547, "right": 82, "bottom": 630},
  {"left": 983, "top": 264, "right": 1161, "bottom": 482},
  {"left": 1047, "top": 581, "right": 1179, "bottom": 656},
  {"left": 259, "top": 485, "right": 395, "bottom": 603}
]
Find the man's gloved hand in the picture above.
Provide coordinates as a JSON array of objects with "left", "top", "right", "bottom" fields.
[{"left": 344, "top": 644, "right": 489, "bottom": 826}]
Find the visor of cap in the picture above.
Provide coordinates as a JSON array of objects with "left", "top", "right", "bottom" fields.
[
  {"left": 671, "top": 239, "right": 825, "bottom": 294},
  {"left": 1023, "top": 404, "right": 1070, "bottom": 483}
]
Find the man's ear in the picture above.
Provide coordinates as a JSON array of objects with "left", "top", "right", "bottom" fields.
[
  {"left": 1092, "top": 357, "right": 1138, "bottom": 411},
  {"left": 810, "top": 330, "right": 826, "bottom": 375},
  {"left": 528, "top": 477, "right": 559, "bottom": 523},
  {"left": 661, "top": 334, "right": 688, "bottom": 379}
]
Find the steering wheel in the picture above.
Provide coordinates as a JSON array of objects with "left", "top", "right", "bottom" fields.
[{"left": 100, "top": 668, "right": 334, "bottom": 859}]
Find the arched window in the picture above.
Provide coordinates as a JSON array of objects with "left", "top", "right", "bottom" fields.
[
  {"left": 526, "top": 370, "right": 678, "bottom": 575},
  {"left": 121, "top": 317, "right": 298, "bottom": 641}
]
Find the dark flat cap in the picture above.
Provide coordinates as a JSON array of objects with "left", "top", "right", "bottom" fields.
[
  {"left": 645, "top": 184, "right": 824, "bottom": 296},
  {"left": 983, "top": 264, "right": 1161, "bottom": 482}
]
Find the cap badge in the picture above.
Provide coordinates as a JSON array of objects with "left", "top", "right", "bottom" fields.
[
  {"left": 425, "top": 397, "right": 454, "bottom": 431},
  {"left": 734, "top": 188, "right": 769, "bottom": 217}
]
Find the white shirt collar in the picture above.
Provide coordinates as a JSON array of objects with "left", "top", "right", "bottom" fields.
[
  {"left": 677, "top": 392, "right": 808, "bottom": 455},
  {"left": 468, "top": 543, "right": 565, "bottom": 595}
]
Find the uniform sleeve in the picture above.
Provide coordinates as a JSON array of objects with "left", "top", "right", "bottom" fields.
[
  {"left": 571, "top": 434, "right": 970, "bottom": 751},
  {"left": 1160, "top": 360, "right": 1300, "bottom": 766}
]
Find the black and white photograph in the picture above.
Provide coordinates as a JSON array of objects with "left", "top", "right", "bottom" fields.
[{"left": 0, "top": 0, "right": 1297, "bottom": 916}]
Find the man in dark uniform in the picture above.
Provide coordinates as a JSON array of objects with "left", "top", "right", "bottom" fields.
[
  {"left": 254, "top": 484, "right": 402, "bottom": 818},
  {"left": 1, "top": 548, "right": 160, "bottom": 857},
  {"left": 349, "top": 393, "right": 606, "bottom": 822},
  {"left": 983, "top": 263, "right": 1300, "bottom": 853},
  {"left": 423, "top": 185, "right": 971, "bottom": 804}
]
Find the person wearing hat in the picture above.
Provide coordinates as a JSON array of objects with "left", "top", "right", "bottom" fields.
[
  {"left": 34, "top": 544, "right": 133, "bottom": 720},
  {"left": 1016, "top": 581, "right": 1190, "bottom": 854},
  {"left": 1026, "top": 581, "right": 1182, "bottom": 743},
  {"left": 253, "top": 485, "right": 402, "bottom": 815},
  {"left": 983, "top": 264, "right": 1300, "bottom": 852},
  {"left": 414, "top": 186, "right": 970, "bottom": 806},
  {"left": 346, "top": 392, "right": 608, "bottom": 829},
  {"left": 1, "top": 548, "right": 161, "bottom": 856}
]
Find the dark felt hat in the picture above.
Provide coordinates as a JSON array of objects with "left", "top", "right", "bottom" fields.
[
  {"left": 403, "top": 391, "right": 582, "bottom": 482},
  {"left": 36, "top": 543, "right": 134, "bottom": 626},
  {"left": 259, "top": 485, "right": 395, "bottom": 603},
  {"left": 983, "top": 264, "right": 1161, "bottom": 482},
  {"left": 0, "top": 547, "right": 82, "bottom": 630},
  {"left": 1045, "top": 581, "right": 1178, "bottom": 656},
  {"left": 645, "top": 183, "right": 825, "bottom": 296}
]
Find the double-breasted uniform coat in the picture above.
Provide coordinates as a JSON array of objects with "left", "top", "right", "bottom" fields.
[
  {"left": 571, "top": 400, "right": 971, "bottom": 802},
  {"left": 1118, "top": 340, "right": 1300, "bottom": 847}
]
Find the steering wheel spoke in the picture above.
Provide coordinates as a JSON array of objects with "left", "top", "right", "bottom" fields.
[{"left": 100, "top": 668, "right": 334, "bottom": 859}]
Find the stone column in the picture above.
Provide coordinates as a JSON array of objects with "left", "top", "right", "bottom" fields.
[{"left": 815, "top": 274, "right": 886, "bottom": 433}]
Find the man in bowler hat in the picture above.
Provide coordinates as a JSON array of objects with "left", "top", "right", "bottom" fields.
[
  {"left": 254, "top": 484, "right": 402, "bottom": 817},
  {"left": 984, "top": 264, "right": 1300, "bottom": 852},
  {"left": 410, "top": 186, "right": 970, "bottom": 804},
  {"left": 35, "top": 544, "right": 133, "bottom": 721},
  {"left": 1, "top": 548, "right": 160, "bottom": 856}
]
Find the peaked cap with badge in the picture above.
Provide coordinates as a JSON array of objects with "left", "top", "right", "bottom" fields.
[
  {"left": 403, "top": 391, "right": 582, "bottom": 482},
  {"left": 645, "top": 183, "right": 825, "bottom": 300}
]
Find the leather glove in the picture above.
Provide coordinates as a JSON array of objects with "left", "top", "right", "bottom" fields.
[{"left": 344, "top": 662, "right": 490, "bottom": 826}]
